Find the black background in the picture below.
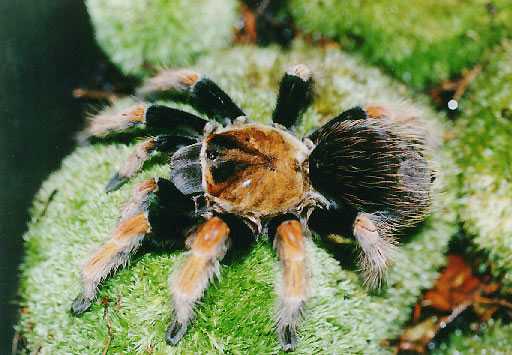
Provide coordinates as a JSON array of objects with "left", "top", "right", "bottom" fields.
[{"left": 0, "top": 1, "right": 115, "bottom": 352}]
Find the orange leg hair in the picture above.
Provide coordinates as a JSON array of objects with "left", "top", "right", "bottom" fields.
[
  {"left": 274, "top": 220, "right": 309, "bottom": 352},
  {"left": 365, "top": 105, "right": 387, "bottom": 119},
  {"left": 166, "top": 216, "right": 231, "bottom": 345},
  {"left": 84, "top": 103, "right": 146, "bottom": 138},
  {"left": 136, "top": 68, "right": 201, "bottom": 97},
  {"left": 71, "top": 178, "right": 157, "bottom": 315}
]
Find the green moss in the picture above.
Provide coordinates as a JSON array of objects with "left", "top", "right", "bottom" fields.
[
  {"left": 434, "top": 320, "right": 512, "bottom": 354},
  {"left": 290, "top": 0, "right": 512, "bottom": 89},
  {"left": 86, "top": 0, "right": 238, "bottom": 77},
  {"left": 17, "top": 43, "right": 456, "bottom": 353},
  {"left": 453, "top": 41, "right": 512, "bottom": 287}
]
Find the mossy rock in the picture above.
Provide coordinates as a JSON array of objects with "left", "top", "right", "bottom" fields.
[
  {"left": 86, "top": 0, "right": 238, "bottom": 77},
  {"left": 434, "top": 320, "right": 512, "bottom": 354},
  {"left": 17, "top": 43, "right": 456, "bottom": 353},
  {"left": 453, "top": 40, "right": 512, "bottom": 287},
  {"left": 289, "top": 0, "right": 512, "bottom": 90}
]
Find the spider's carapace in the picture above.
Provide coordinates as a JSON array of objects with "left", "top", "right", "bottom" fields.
[{"left": 203, "top": 123, "right": 310, "bottom": 218}]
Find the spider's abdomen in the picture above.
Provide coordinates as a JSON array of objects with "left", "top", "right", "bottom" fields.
[
  {"left": 308, "top": 106, "right": 433, "bottom": 228},
  {"left": 202, "top": 123, "right": 310, "bottom": 217}
]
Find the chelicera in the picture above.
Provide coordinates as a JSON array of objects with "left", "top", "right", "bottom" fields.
[{"left": 71, "top": 64, "right": 433, "bottom": 351}]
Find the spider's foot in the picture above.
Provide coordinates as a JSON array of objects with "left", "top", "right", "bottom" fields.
[
  {"left": 165, "top": 319, "right": 188, "bottom": 345},
  {"left": 70, "top": 294, "right": 92, "bottom": 315},
  {"left": 278, "top": 324, "right": 298, "bottom": 352},
  {"left": 105, "top": 172, "right": 127, "bottom": 193},
  {"left": 353, "top": 213, "right": 397, "bottom": 290}
]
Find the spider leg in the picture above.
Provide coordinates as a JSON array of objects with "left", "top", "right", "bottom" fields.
[
  {"left": 71, "top": 178, "right": 194, "bottom": 315},
  {"left": 137, "top": 69, "right": 245, "bottom": 122},
  {"left": 274, "top": 219, "right": 310, "bottom": 352},
  {"left": 84, "top": 103, "right": 208, "bottom": 140},
  {"left": 272, "top": 64, "right": 313, "bottom": 129},
  {"left": 353, "top": 212, "right": 398, "bottom": 289},
  {"left": 308, "top": 206, "right": 397, "bottom": 289},
  {"left": 308, "top": 104, "right": 415, "bottom": 142},
  {"left": 71, "top": 178, "right": 157, "bottom": 314},
  {"left": 166, "top": 216, "right": 231, "bottom": 345},
  {"left": 105, "top": 134, "right": 194, "bottom": 192},
  {"left": 85, "top": 104, "right": 207, "bottom": 192},
  {"left": 307, "top": 106, "right": 369, "bottom": 141}
]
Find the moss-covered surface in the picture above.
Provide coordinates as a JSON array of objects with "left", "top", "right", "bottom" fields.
[
  {"left": 453, "top": 41, "right": 512, "bottom": 287},
  {"left": 86, "top": 0, "right": 238, "bottom": 77},
  {"left": 290, "top": 0, "right": 512, "bottom": 90},
  {"left": 434, "top": 320, "right": 512, "bottom": 354},
  {"left": 17, "top": 43, "right": 457, "bottom": 353}
]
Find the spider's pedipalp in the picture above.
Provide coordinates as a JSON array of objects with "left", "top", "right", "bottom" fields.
[
  {"left": 274, "top": 219, "right": 310, "bottom": 352},
  {"left": 106, "top": 137, "right": 157, "bottom": 192},
  {"left": 353, "top": 212, "right": 398, "bottom": 289},
  {"left": 105, "top": 134, "right": 195, "bottom": 192},
  {"left": 167, "top": 216, "right": 231, "bottom": 345},
  {"left": 86, "top": 104, "right": 207, "bottom": 192},
  {"left": 272, "top": 64, "right": 313, "bottom": 129},
  {"left": 137, "top": 68, "right": 245, "bottom": 122},
  {"left": 83, "top": 103, "right": 207, "bottom": 140},
  {"left": 170, "top": 142, "right": 203, "bottom": 196}
]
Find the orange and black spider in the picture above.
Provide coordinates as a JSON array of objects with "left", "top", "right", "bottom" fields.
[{"left": 70, "top": 65, "right": 434, "bottom": 351}]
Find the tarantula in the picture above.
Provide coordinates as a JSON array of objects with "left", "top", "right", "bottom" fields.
[{"left": 70, "top": 64, "right": 433, "bottom": 351}]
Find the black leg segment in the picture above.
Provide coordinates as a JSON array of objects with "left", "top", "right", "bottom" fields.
[
  {"left": 307, "top": 106, "right": 368, "bottom": 142},
  {"left": 272, "top": 64, "right": 313, "bottom": 129},
  {"left": 84, "top": 103, "right": 208, "bottom": 140},
  {"left": 192, "top": 77, "right": 245, "bottom": 121},
  {"left": 137, "top": 69, "right": 245, "bottom": 122},
  {"left": 144, "top": 105, "right": 208, "bottom": 137},
  {"left": 71, "top": 177, "right": 197, "bottom": 315},
  {"left": 147, "top": 178, "right": 197, "bottom": 241}
]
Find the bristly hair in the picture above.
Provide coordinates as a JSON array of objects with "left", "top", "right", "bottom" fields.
[
  {"left": 353, "top": 212, "right": 399, "bottom": 289},
  {"left": 308, "top": 105, "right": 433, "bottom": 232}
]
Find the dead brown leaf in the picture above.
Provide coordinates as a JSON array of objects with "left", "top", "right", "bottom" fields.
[
  {"left": 393, "top": 254, "right": 511, "bottom": 354},
  {"left": 430, "top": 65, "right": 481, "bottom": 109}
]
